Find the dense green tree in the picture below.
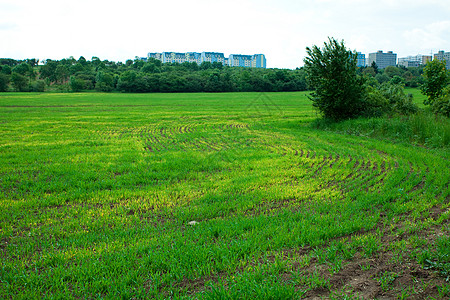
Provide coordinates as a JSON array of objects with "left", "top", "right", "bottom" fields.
[
  {"left": 11, "top": 73, "right": 29, "bottom": 91},
  {"left": 402, "top": 71, "right": 413, "bottom": 82},
  {"left": 55, "top": 65, "right": 70, "bottom": 83},
  {"left": 184, "top": 73, "right": 204, "bottom": 92},
  {"left": 371, "top": 61, "right": 379, "bottom": 74},
  {"left": 13, "top": 62, "right": 35, "bottom": 85},
  {"left": 69, "top": 63, "right": 85, "bottom": 74},
  {"left": 125, "top": 60, "right": 133, "bottom": 67},
  {"left": 12, "top": 63, "right": 33, "bottom": 76},
  {"left": 31, "top": 80, "right": 45, "bottom": 92},
  {"left": 0, "top": 58, "right": 18, "bottom": 67},
  {"left": 200, "top": 61, "right": 213, "bottom": 70},
  {"left": 390, "top": 75, "right": 405, "bottom": 85},
  {"left": 1, "top": 65, "right": 12, "bottom": 75},
  {"left": 421, "top": 59, "right": 449, "bottom": 106},
  {"left": 383, "top": 66, "right": 402, "bottom": 78},
  {"left": 211, "top": 61, "right": 224, "bottom": 70},
  {"left": 132, "top": 59, "right": 145, "bottom": 69},
  {"left": 40, "top": 60, "right": 58, "bottom": 83},
  {"left": 141, "top": 63, "right": 160, "bottom": 74},
  {"left": 375, "top": 73, "right": 390, "bottom": 84},
  {"left": 180, "top": 62, "right": 199, "bottom": 72},
  {"left": 78, "top": 56, "right": 87, "bottom": 66},
  {"left": 95, "top": 71, "right": 115, "bottom": 92},
  {"left": 69, "top": 76, "right": 85, "bottom": 92},
  {"left": 0, "top": 73, "right": 10, "bottom": 92},
  {"left": 304, "top": 37, "right": 366, "bottom": 120},
  {"left": 159, "top": 73, "right": 188, "bottom": 93},
  {"left": 117, "top": 70, "right": 138, "bottom": 92},
  {"left": 362, "top": 67, "right": 376, "bottom": 77}
]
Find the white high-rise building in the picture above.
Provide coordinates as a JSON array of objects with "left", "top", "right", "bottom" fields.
[{"left": 398, "top": 55, "right": 432, "bottom": 68}]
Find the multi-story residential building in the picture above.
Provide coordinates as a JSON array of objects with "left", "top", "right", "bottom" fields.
[
  {"left": 398, "top": 55, "right": 431, "bottom": 68},
  {"left": 251, "top": 54, "right": 267, "bottom": 68},
  {"left": 356, "top": 52, "right": 366, "bottom": 67},
  {"left": 161, "top": 52, "right": 191, "bottom": 64},
  {"left": 368, "top": 50, "right": 397, "bottom": 69},
  {"left": 201, "top": 52, "right": 225, "bottom": 64},
  {"left": 146, "top": 51, "right": 266, "bottom": 68},
  {"left": 148, "top": 52, "right": 162, "bottom": 61},
  {"left": 229, "top": 54, "right": 252, "bottom": 67},
  {"left": 186, "top": 52, "right": 202, "bottom": 64},
  {"left": 434, "top": 50, "right": 450, "bottom": 69}
]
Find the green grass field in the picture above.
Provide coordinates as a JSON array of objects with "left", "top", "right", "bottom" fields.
[{"left": 1, "top": 91, "right": 449, "bottom": 299}]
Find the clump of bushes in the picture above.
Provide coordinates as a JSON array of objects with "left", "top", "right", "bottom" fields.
[{"left": 364, "top": 82, "right": 418, "bottom": 117}]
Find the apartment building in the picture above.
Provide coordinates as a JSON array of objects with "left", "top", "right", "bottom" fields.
[
  {"left": 252, "top": 54, "right": 267, "bottom": 68},
  {"left": 201, "top": 52, "right": 226, "bottom": 64},
  {"left": 147, "top": 51, "right": 266, "bottom": 68},
  {"left": 368, "top": 51, "right": 397, "bottom": 69},
  {"left": 229, "top": 54, "right": 252, "bottom": 67},
  {"left": 398, "top": 55, "right": 432, "bottom": 68}
]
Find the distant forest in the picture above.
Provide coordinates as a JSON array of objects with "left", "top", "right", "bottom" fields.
[{"left": 0, "top": 57, "right": 426, "bottom": 93}]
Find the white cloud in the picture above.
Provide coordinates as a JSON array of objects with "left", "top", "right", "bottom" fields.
[{"left": 403, "top": 21, "right": 450, "bottom": 54}]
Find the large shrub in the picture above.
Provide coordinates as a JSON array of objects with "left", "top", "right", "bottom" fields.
[
  {"left": 421, "top": 59, "right": 449, "bottom": 106},
  {"left": 364, "top": 82, "right": 418, "bottom": 117},
  {"left": 10, "top": 72, "right": 29, "bottom": 92},
  {"left": 433, "top": 86, "right": 450, "bottom": 117},
  {"left": 69, "top": 76, "right": 85, "bottom": 92},
  {"left": 31, "top": 80, "right": 45, "bottom": 92},
  {"left": 304, "top": 38, "right": 366, "bottom": 120}
]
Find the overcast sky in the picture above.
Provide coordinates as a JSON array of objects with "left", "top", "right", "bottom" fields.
[{"left": 1, "top": 0, "right": 450, "bottom": 69}]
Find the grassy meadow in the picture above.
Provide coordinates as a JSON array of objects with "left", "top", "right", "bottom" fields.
[{"left": 0, "top": 91, "right": 449, "bottom": 299}]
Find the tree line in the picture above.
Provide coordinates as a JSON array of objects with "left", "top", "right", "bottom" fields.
[
  {"left": 0, "top": 57, "right": 306, "bottom": 93},
  {"left": 0, "top": 56, "right": 429, "bottom": 94}
]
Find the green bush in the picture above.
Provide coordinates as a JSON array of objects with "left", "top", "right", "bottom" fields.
[
  {"left": 364, "top": 82, "right": 418, "bottom": 117},
  {"left": 421, "top": 59, "right": 449, "bottom": 106},
  {"left": 69, "top": 76, "right": 85, "bottom": 92},
  {"left": 10, "top": 72, "right": 29, "bottom": 92},
  {"left": 432, "top": 86, "right": 450, "bottom": 117},
  {"left": 379, "top": 82, "right": 418, "bottom": 115},
  {"left": 31, "top": 80, "right": 45, "bottom": 92},
  {"left": 363, "top": 86, "right": 390, "bottom": 117}
]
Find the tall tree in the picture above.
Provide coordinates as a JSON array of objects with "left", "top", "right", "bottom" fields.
[
  {"left": 40, "top": 60, "right": 58, "bottom": 83},
  {"left": 421, "top": 59, "right": 449, "bottom": 106},
  {"left": 55, "top": 65, "right": 70, "bottom": 83},
  {"left": 11, "top": 73, "right": 28, "bottom": 91},
  {"left": 304, "top": 37, "right": 366, "bottom": 120},
  {"left": 0, "top": 73, "right": 9, "bottom": 92}
]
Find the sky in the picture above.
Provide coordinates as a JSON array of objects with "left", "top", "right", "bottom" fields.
[{"left": 1, "top": 0, "right": 450, "bottom": 69}]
